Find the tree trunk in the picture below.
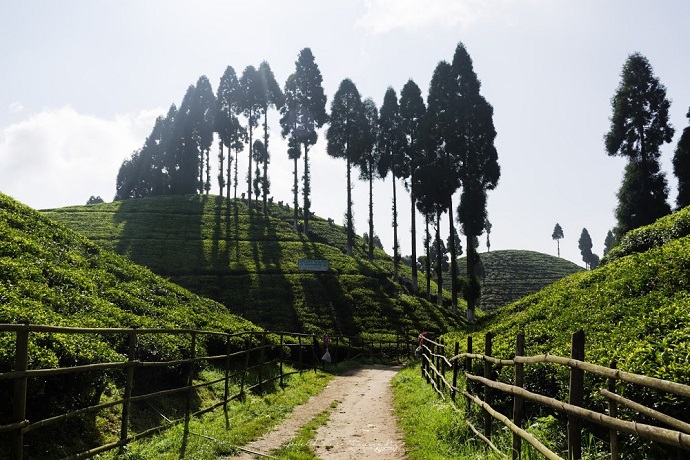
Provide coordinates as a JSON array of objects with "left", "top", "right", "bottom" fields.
[
  {"left": 205, "top": 149, "right": 211, "bottom": 194},
  {"left": 466, "top": 236, "right": 476, "bottom": 322},
  {"left": 218, "top": 141, "right": 225, "bottom": 198},
  {"left": 448, "top": 198, "right": 458, "bottom": 314},
  {"left": 424, "top": 214, "right": 431, "bottom": 300},
  {"left": 436, "top": 209, "right": 443, "bottom": 306},
  {"left": 410, "top": 183, "right": 419, "bottom": 293},
  {"left": 233, "top": 142, "right": 239, "bottom": 200},
  {"left": 227, "top": 148, "right": 233, "bottom": 200},
  {"left": 262, "top": 110, "right": 269, "bottom": 214},
  {"left": 303, "top": 144, "right": 310, "bottom": 235},
  {"left": 346, "top": 155, "right": 353, "bottom": 256},
  {"left": 368, "top": 170, "right": 374, "bottom": 261},
  {"left": 293, "top": 156, "right": 299, "bottom": 230},
  {"left": 392, "top": 171, "right": 399, "bottom": 279},
  {"left": 247, "top": 113, "right": 253, "bottom": 209}
]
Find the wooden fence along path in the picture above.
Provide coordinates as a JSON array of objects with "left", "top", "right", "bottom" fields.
[
  {"left": 420, "top": 330, "right": 690, "bottom": 460},
  {"left": 0, "top": 323, "right": 410, "bottom": 460}
]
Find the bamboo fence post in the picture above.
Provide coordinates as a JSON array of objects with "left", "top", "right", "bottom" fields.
[
  {"left": 452, "top": 341, "right": 459, "bottom": 401},
  {"left": 241, "top": 337, "right": 250, "bottom": 397},
  {"left": 608, "top": 359, "right": 618, "bottom": 460},
  {"left": 259, "top": 334, "right": 266, "bottom": 393},
  {"left": 513, "top": 333, "right": 525, "bottom": 460},
  {"left": 568, "top": 330, "right": 585, "bottom": 460},
  {"left": 484, "top": 332, "right": 493, "bottom": 439},
  {"left": 120, "top": 329, "right": 137, "bottom": 444},
  {"left": 224, "top": 334, "right": 232, "bottom": 429},
  {"left": 12, "top": 325, "right": 29, "bottom": 460},
  {"left": 440, "top": 338, "right": 446, "bottom": 391},
  {"left": 466, "top": 336, "right": 473, "bottom": 413},
  {"left": 279, "top": 333, "right": 284, "bottom": 388},
  {"left": 185, "top": 331, "right": 197, "bottom": 427}
]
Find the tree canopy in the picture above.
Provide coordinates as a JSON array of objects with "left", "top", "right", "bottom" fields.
[{"left": 673, "top": 108, "right": 690, "bottom": 209}]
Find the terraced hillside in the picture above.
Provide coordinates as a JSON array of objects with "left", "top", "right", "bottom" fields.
[
  {"left": 455, "top": 249, "right": 583, "bottom": 311},
  {"left": 43, "top": 194, "right": 460, "bottom": 337}
]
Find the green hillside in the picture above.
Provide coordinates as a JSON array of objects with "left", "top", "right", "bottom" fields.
[
  {"left": 0, "top": 192, "right": 260, "bottom": 447},
  {"left": 444, "top": 206, "right": 690, "bottom": 456},
  {"left": 43, "top": 194, "right": 460, "bottom": 337},
  {"left": 455, "top": 249, "right": 584, "bottom": 311}
]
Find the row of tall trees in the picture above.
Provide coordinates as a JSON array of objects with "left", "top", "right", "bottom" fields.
[
  {"left": 323, "top": 43, "right": 499, "bottom": 320},
  {"left": 116, "top": 43, "right": 500, "bottom": 321}
]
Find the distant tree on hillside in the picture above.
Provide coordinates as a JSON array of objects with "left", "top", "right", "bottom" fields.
[
  {"left": 115, "top": 104, "right": 176, "bottom": 200},
  {"left": 86, "top": 196, "right": 104, "bottom": 205},
  {"left": 326, "top": 78, "right": 368, "bottom": 256},
  {"left": 603, "top": 230, "right": 614, "bottom": 255},
  {"left": 377, "top": 87, "right": 406, "bottom": 277},
  {"left": 171, "top": 84, "right": 200, "bottom": 195},
  {"left": 252, "top": 140, "right": 267, "bottom": 201},
  {"left": 605, "top": 53, "right": 673, "bottom": 240},
  {"left": 239, "top": 66, "right": 263, "bottom": 208},
  {"left": 357, "top": 98, "right": 381, "bottom": 261},
  {"left": 279, "top": 48, "right": 328, "bottom": 233},
  {"left": 578, "top": 227, "right": 599, "bottom": 269},
  {"left": 189, "top": 76, "right": 216, "bottom": 195},
  {"left": 215, "top": 66, "right": 246, "bottom": 200},
  {"left": 552, "top": 223, "right": 564, "bottom": 257},
  {"left": 257, "top": 61, "right": 284, "bottom": 213},
  {"left": 399, "top": 79, "right": 426, "bottom": 292},
  {"left": 673, "top": 108, "right": 690, "bottom": 209}
]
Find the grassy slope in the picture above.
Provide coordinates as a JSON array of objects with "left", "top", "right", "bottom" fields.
[
  {"left": 43, "top": 194, "right": 461, "bottom": 338},
  {"left": 0, "top": 192, "right": 264, "bottom": 456},
  {"left": 455, "top": 249, "right": 583, "bottom": 311},
  {"left": 1, "top": 193, "right": 258, "bottom": 369},
  {"left": 443, "top": 207, "right": 690, "bottom": 449}
]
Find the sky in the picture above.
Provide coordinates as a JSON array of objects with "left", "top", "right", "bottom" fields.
[{"left": 1, "top": 0, "right": 689, "bottom": 268}]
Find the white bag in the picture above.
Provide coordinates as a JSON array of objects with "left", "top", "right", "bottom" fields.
[{"left": 321, "top": 349, "right": 331, "bottom": 362}]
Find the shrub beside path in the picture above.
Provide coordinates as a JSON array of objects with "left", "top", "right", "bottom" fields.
[{"left": 225, "top": 364, "right": 406, "bottom": 459}]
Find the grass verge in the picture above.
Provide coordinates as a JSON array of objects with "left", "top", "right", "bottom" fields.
[
  {"left": 103, "top": 367, "right": 333, "bottom": 460},
  {"left": 391, "top": 362, "right": 506, "bottom": 460}
]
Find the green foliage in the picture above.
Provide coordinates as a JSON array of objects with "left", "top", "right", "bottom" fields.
[
  {"left": 444, "top": 219, "right": 690, "bottom": 454},
  {"left": 602, "top": 205, "right": 690, "bottom": 264},
  {"left": 673, "top": 108, "right": 690, "bottom": 209},
  {"left": 0, "top": 192, "right": 259, "bottom": 430}
]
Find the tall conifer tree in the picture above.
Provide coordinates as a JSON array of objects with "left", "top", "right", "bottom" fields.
[
  {"left": 377, "top": 87, "right": 406, "bottom": 278},
  {"left": 279, "top": 48, "right": 328, "bottom": 233},
  {"left": 605, "top": 53, "right": 673, "bottom": 239},
  {"left": 326, "top": 79, "right": 368, "bottom": 256},
  {"left": 400, "top": 79, "right": 426, "bottom": 293}
]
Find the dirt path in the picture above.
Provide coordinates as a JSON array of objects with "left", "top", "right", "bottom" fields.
[{"left": 226, "top": 364, "right": 406, "bottom": 459}]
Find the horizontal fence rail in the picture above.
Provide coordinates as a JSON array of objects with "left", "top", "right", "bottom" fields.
[
  {"left": 0, "top": 323, "right": 413, "bottom": 460},
  {"left": 419, "top": 331, "right": 690, "bottom": 460}
]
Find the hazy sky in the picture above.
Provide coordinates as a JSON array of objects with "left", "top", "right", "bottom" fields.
[{"left": 1, "top": 0, "right": 689, "bottom": 267}]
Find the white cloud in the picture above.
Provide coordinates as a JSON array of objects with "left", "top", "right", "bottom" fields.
[
  {"left": 0, "top": 106, "right": 161, "bottom": 209},
  {"left": 9, "top": 102, "right": 24, "bottom": 113},
  {"left": 357, "top": 0, "right": 493, "bottom": 34}
]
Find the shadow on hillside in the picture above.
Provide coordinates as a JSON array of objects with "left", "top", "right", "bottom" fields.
[{"left": 113, "top": 195, "right": 206, "bottom": 276}]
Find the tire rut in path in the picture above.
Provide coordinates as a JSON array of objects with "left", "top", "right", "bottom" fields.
[{"left": 225, "top": 364, "right": 406, "bottom": 459}]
